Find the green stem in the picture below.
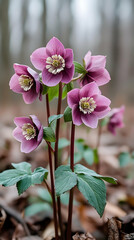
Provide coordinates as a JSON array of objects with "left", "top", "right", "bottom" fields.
[
  {"left": 72, "top": 73, "right": 83, "bottom": 82},
  {"left": 54, "top": 82, "right": 64, "bottom": 239},
  {"left": 67, "top": 123, "right": 75, "bottom": 240},
  {"left": 46, "top": 94, "right": 59, "bottom": 240}
]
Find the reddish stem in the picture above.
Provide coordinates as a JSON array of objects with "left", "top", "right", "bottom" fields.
[
  {"left": 46, "top": 94, "right": 59, "bottom": 240},
  {"left": 54, "top": 82, "right": 64, "bottom": 239},
  {"left": 67, "top": 123, "right": 75, "bottom": 240},
  {"left": 96, "top": 123, "right": 102, "bottom": 173}
]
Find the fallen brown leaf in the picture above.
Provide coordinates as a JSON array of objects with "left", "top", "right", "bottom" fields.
[{"left": 73, "top": 232, "right": 96, "bottom": 240}]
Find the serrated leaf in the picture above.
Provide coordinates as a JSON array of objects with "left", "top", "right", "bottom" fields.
[
  {"left": 48, "top": 85, "right": 59, "bottom": 102},
  {"left": 55, "top": 165, "right": 77, "bottom": 196},
  {"left": 64, "top": 106, "right": 72, "bottom": 122},
  {"left": 74, "top": 61, "right": 87, "bottom": 74},
  {"left": 25, "top": 202, "right": 52, "bottom": 217},
  {"left": 43, "top": 127, "right": 56, "bottom": 142},
  {"left": 77, "top": 174, "right": 106, "bottom": 217},
  {"left": 74, "top": 164, "right": 117, "bottom": 184},
  {"left": 17, "top": 167, "right": 48, "bottom": 195},
  {"left": 0, "top": 162, "right": 48, "bottom": 195}
]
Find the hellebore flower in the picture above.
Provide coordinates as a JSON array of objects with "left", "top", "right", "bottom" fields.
[
  {"left": 67, "top": 82, "right": 111, "bottom": 128},
  {"left": 9, "top": 64, "right": 42, "bottom": 104},
  {"left": 80, "top": 51, "right": 111, "bottom": 87},
  {"left": 13, "top": 115, "right": 43, "bottom": 153},
  {"left": 107, "top": 106, "right": 125, "bottom": 135},
  {"left": 30, "top": 37, "right": 74, "bottom": 86}
]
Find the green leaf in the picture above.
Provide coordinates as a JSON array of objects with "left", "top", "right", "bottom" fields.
[
  {"left": 60, "top": 192, "right": 77, "bottom": 206},
  {"left": 93, "top": 148, "right": 99, "bottom": 164},
  {"left": 48, "top": 85, "right": 59, "bottom": 102},
  {"left": 75, "top": 139, "right": 85, "bottom": 152},
  {"left": 43, "top": 127, "right": 56, "bottom": 142},
  {"left": 17, "top": 167, "right": 48, "bottom": 195},
  {"left": 48, "top": 114, "right": 63, "bottom": 131},
  {"left": 64, "top": 106, "right": 72, "bottom": 122},
  {"left": 119, "top": 152, "right": 132, "bottom": 167},
  {"left": 62, "top": 82, "right": 74, "bottom": 99},
  {"left": 74, "top": 152, "right": 83, "bottom": 163},
  {"left": 77, "top": 173, "right": 106, "bottom": 217},
  {"left": 42, "top": 85, "right": 49, "bottom": 95},
  {"left": 37, "top": 188, "right": 52, "bottom": 203},
  {"left": 25, "top": 202, "right": 52, "bottom": 217},
  {"left": 58, "top": 138, "right": 70, "bottom": 149},
  {"left": 0, "top": 162, "right": 48, "bottom": 195},
  {"left": 74, "top": 164, "right": 117, "bottom": 184},
  {"left": 55, "top": 165, "right": 77, "bottom": 196},
  {"left": 83, "top": 148, "right": 94, "bottom": 165},
  {"left": 100, "top": 117, "right": 109, "bottom": 127},
  {"left": 74, "top": 61, "right": 87, "bottom": 74}
]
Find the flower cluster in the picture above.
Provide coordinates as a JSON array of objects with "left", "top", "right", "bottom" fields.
[{"left": 10, "top": 36, "right": 124, "bottom": 153}]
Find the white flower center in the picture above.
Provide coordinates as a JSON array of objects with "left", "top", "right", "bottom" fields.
[
  {"left": 46, "top": 54, "right": 65, "bottom": 74},
  {"left": 79, "top": 97, "right": 96, "bottom": 114},
  {"left": 19, "top": 75, "right": 33, "bottom": 91},
  {"left": 22, "top": 123, "right": 36, "bottom": 140}
]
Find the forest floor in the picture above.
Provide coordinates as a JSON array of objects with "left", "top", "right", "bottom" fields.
[{"left": 0, "top": 105, "right": 134, "bottom": 240}]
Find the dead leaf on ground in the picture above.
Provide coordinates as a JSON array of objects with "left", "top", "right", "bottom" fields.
[
  {"left": 73, "top": 232, "right": 96, "bottom": 240},
  {"left": 42, "top": 221, "right": 60, "bottom": 240}
]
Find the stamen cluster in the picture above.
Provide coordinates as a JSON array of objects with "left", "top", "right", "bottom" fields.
[
  {"left": 46, "top": 55, "right": 65, "bottom": 75},
  {"left": 79, "top": 97, "right": 96, "bottom": 114}
]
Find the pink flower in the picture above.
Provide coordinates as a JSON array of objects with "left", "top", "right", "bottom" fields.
[
  {"left": 30, "top": 37, "right": 74, "bottom": 86},
  {"left": 67, "top": 82, "right": 111, "bottom": 128},
  {"left": 107, "top": 106, "right": 125, "bottom": 135},
  {"left": 80, "top": 51, "right": 111, "bottom": 87},
  {"left": 13, "top": 115, "right": 43, "bottom": 153},
  {"left": 9, "top": 64, "right": 42, "bottom": 104}
]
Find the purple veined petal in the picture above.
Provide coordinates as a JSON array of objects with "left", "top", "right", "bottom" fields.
[
  {"left": 91, "top": 68, "right": 111, "bottom": 86},
  {"left": 93, "top": 95, "right": 111, "bottom": 108},
  {"left": 27, "top": 67, "right": 39, "bottom": 81},
  {"left": 79, "top": 75, "right": 94, "bottom": 87},
  {"left": 21, "top": 139, "right": 38, "bottom": 153},
  {"left": 39, "top": 85, "right": 43, "bottom": 101},
  {"left": 30, "top": 115, "right": 42, "bottom": 131},
  {"left": 72, "top": 105, "right": 82, "bottom": 126},
  {"left": 23, "top": 87, "right": 38, "bottom": 104},
  {"left": 14, "top": 64, "right": 28, "bottom": 76},
  {"left": 84, "top": 51, "right": 92, "bottom": 69},
  {"left": 9, "top": 74, "right": 25, "bottom": 93},
  {"left": 81, "top": 113, "right": 98, "bottom": 128},
  {"left": 61, "top": 65, "right": 74, "bottom": 84},
  {"left": 64, "top": 48, "right": 74, "bottom": 68},
  {"left": 46, "top": 37, "right": 64, "bottom": 56},
  {"left": 14, "top": 117, "right": 33, "bottom": 128},
  {"left": 30, "top": 47, "right": 47, "bottom": 71},
  {"left": 13, "top": 127, "right": 24, "bottom": 142},
  {"left": 67, "top": 88, "right": 80, "bottom": 108},
  {"left": 94, "top": 107, "right": 111, "bottom": 119},
  {"left": 79, "top": 82, "right": 101, "bottom": 99},
  {"left": 89, "top": 55, "right": 106, "bottom": 70},
  {"left": 37, "top": 125, "right": 43, "bottom": 143},
  {"left": 42, "top": 68, "right": 62, "bottom": 86}
]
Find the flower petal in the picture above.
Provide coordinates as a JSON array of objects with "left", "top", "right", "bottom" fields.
[
  {"left": 94, "top": 107, "right": 111, "bottom": 119},
  {"left": 30, "top": 47, "right": 47, "bottom": 71},
  {"left": 21, "top": 139, "right": 38, "bottom": 153},
  {"left": 9, "top": 74, "right": 24, "bottom": 93},
  {"left": 14, "top": 117, "right": 33, "bottom": 128},
  {"left": 64, "top": 48, "right": 74, "bottom": 68},
  {"left": 61, "top": 65, "right": 74, "bottom": 84},
  {"left": 13, "top": 127, "right": 24, "bottom": 142},
  {"left": 72, "top": 105, "right": 82, "bottom": 126},
  {"left": 79, "top": 82, "right": 101, "bottom": 99},
  {"left": 37, "top": 126, "right": 43, "bottom": 143},
  {"left": 42, "top": 68, "right": 62, "bottom": 86},
  {"left": 30, "top": 115, "right": 41, "bottom": 131},
  {"left": 13, "top": 64, "right": 28, "bottom": 76},
  {"left": 23, "top": 87, "right": 38, "bottom": 104},
  {"left": 89, "top": 55, "right": 106, "bottom": 70},
  {"left": 90, "top": 68, "right": 111, "bottom": 86},
  {"left": 93, "top": 95, "right": 111, "bottom": 108},
  {"left": 84, "top": 51, "right": 91, "bottom": 69},
  {"left": 67, "top": 88, "right": 80, "bottom": 108},
  {"left": 46, "top": 37, "right": 64, "bottom": 56},
  {"left": 81, "top": 114, "right": 98, "bottom": 128}
]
